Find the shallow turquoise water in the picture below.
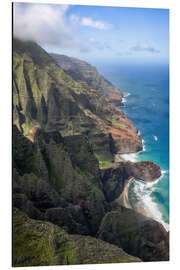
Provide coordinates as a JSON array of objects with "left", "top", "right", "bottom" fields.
[{"left": 96, "top": 63, "right": 169, "bottom": 228}]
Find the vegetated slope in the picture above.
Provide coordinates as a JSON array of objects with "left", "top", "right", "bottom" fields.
[
  {"left": 13, "top": 208, "right": 141, "bottom": 266},
  {"left": 13, "top": 125, "right": 168, "bottom": 265},
  {"left": 50, "top": 53, "right": 124, "bottom": 105},
  {"left": 13, "top": 125, "right": 142, "bottom": 265},
  {"left": 13, "top": 38, "right": 142, "bottom": 168}
]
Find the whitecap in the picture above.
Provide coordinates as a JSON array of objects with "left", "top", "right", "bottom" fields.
[
  {"left": 122, "top": 92, "right": 131, "bottom": 103},
  {"left": 142, "top": 139, "right": 146, "bottom": 151},
  {"left": 154, "top": 169, "right": 168, "bottom": 183},
  {"left": 123, "top": 92, "right": 131, "bottom": 97},
  {"left": 153, "top": 135, "right": 158, "bottom": 141},
  {"left": 117, "top": 138, "right": 146, "bottom": 162},
  {"left": 122, "top": 97, "right": 127, "bottom": 103},
  {"left": 129, "top": 179, "right": 169, "bottom": 231}
]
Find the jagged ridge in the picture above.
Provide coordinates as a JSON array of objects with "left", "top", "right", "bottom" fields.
[{"left": 13, "top": 38, "right": 142, "bottom": 168}]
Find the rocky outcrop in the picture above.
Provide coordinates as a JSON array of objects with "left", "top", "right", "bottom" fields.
[
  {"left": 101, "top": 163, "right": 129, "bottom": 202},
  {"left": 123, "top": 161, "right": 161, "bottom": 182},
  {"left": 101, "top": 160, "right": 161, "bottom": 203},
  {"left": 13, "top": 208, "right": 141, "bottom": 267},
  {"left": 97, "top": 206, "right": 169, "bottom": 262}
]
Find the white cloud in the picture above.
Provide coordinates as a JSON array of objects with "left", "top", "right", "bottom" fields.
[
  {"left": 13, "top": 3, "right": 76, "bottom": 48},
  {"left": 131, "top": 43, "right": 160, "bottom": 53},
  {"left": 81, "top": 17, "right": 113, "bottom": 30},
  {"left": 70, "top": 14, "right": 113, "bottom": 30},
  {"left": 13, "top": 3, "right": 112, "bottom": 54}
]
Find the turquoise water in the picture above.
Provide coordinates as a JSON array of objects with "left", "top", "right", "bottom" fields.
[{"left": 96, "top": 63, "right": 169, "bottom": 229}]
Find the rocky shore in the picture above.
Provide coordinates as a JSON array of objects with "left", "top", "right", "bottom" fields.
[{"left": 12, "top": 38, "right": 169, "bottom": 266}]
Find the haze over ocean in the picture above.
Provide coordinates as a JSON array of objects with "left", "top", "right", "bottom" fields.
[{"left": 96, "top": 62, "right": 169, "bottom": 229}]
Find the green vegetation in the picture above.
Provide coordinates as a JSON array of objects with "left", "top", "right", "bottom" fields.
[
  {"left": 111, "top": 119, "right": 127, "bottom": 129},
  {"left": 13, "top": 208, "right": 140, "bottom": 266},
  {"left": 95, "top": 153, "right": 113, "bottom": 169},
  {"left": 22, "top": 118, "right": 32, "bottom": 136},
  {"left": 13, "top": 208, "right": 57, "bottom": 266}
]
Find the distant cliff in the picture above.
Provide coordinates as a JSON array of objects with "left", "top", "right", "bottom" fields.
[{"left": 50, "top": 53, "right": 124, "bottom": 106}]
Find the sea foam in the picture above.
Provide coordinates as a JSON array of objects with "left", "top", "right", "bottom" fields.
[
  {"left": 118, "top": 139, "right": 146, "bottom": 162},
  {"left": 122, "top": 92, "right": 131, "bottom": 103},
  {"left": 118, "top": 92, "right": 169, "bottom": 231},
  {"left": 129, "top": 172, "right": 169, "bottom": 231},
  {"left": 119, "top": 153, "right": 138, "bottom": 162}
]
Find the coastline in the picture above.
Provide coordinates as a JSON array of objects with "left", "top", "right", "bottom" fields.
[
  {"left": 121, "top": 92, "right": 131, "bottom": 104},
  {"left": 116, "top": 178, "right": 134, "bottom": 209},
  {"left": 119, "top": 95, "right": 169, "bottom": 232}
]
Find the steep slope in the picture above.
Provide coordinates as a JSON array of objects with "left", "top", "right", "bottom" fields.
[
  {"left": 12, "top": 124, "right": 169, "bottom": 264},
  {"left": 50, "top": 53, "right": 124, "bottom": 105},
  {"left": 97, "top": 206, "right": 169, "bottom": 262},
  {"left": 13, "top": 125, "right": 106, "bottom": 235},
  {"left": 13, "top": 208, "right": 141, "bottom": 267},
  {"left": 13, "top": 38, "right": 142, "bottom": 167},
  {"left": 13, "top": 126, "right": 168, "bottom": 264}
]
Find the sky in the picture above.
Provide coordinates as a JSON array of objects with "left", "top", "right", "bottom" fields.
[{"left": 13, "top": 2, "right": 169, "bottom": 65}]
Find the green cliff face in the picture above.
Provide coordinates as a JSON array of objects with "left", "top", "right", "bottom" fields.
[
  {"left": 13, "top": 208, "right": 141, "bottom": 267},
  {"left": 13, "top": 125, "right": 106, "bottom": 235},
  {"left": 50, "top": 53, "right": 123, "bottom": 103},
  {"left": 13, "top": 38, "right": 142, "bottom": 162},
  {"left": 97, "top": 206, "right": 169, "bottom": 262}
]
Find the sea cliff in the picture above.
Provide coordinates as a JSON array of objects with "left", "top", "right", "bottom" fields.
[{"left": 12, "top": 38, "right": 169, "bottom": 266}]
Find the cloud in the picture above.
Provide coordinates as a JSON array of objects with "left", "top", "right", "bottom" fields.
[
  {"left": 13, "top": 3, "right": 76, "bottom": 48},
  {"left": 70, "top": 14, "right": 113, "bottom": 30},
  {"left": 131, "top": 44, "right": 160, "bottom": 53},
  {"left": 81, "top": 17, "right": 113, "bottom": 30},
  {"left": 13, "top": 3, "right": 112, "bottom": 54}
]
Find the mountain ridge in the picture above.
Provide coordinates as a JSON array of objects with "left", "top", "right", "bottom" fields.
[
  {"left": 13, "top": 38, "right": 142, "bottom": 166},
  {"left": 50, "top": 52, "right": 124, "bottom": 105}
]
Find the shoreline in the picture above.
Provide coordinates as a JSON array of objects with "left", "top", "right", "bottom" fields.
[
  {"left": 117, "top": 178, "right": 134, "bottom": 209},
  {"left": 119, "top": 93, "right": 169, "bottom": 232},
  {"left": 127, "top": 174, "right": 169, "bottom": 232},
  {"left": 121, "top": 92, "right": 131, "bottom": 104}
]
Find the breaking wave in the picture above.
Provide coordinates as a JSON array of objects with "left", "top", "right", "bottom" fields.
[
  {"left": 122, "top": 92, "right": 131, "bottom": 103},
  {"left": 128, "top": 171, "right": 169, "bottom": 231}
]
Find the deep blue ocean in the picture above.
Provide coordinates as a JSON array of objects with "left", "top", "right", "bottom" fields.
[{"left": 96, "top": 63, "right": 169, "bottom": 230}]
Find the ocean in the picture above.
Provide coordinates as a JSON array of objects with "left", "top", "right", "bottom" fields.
[{"left": 96, "top": 62, "right": 169, "bottom": 230}]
